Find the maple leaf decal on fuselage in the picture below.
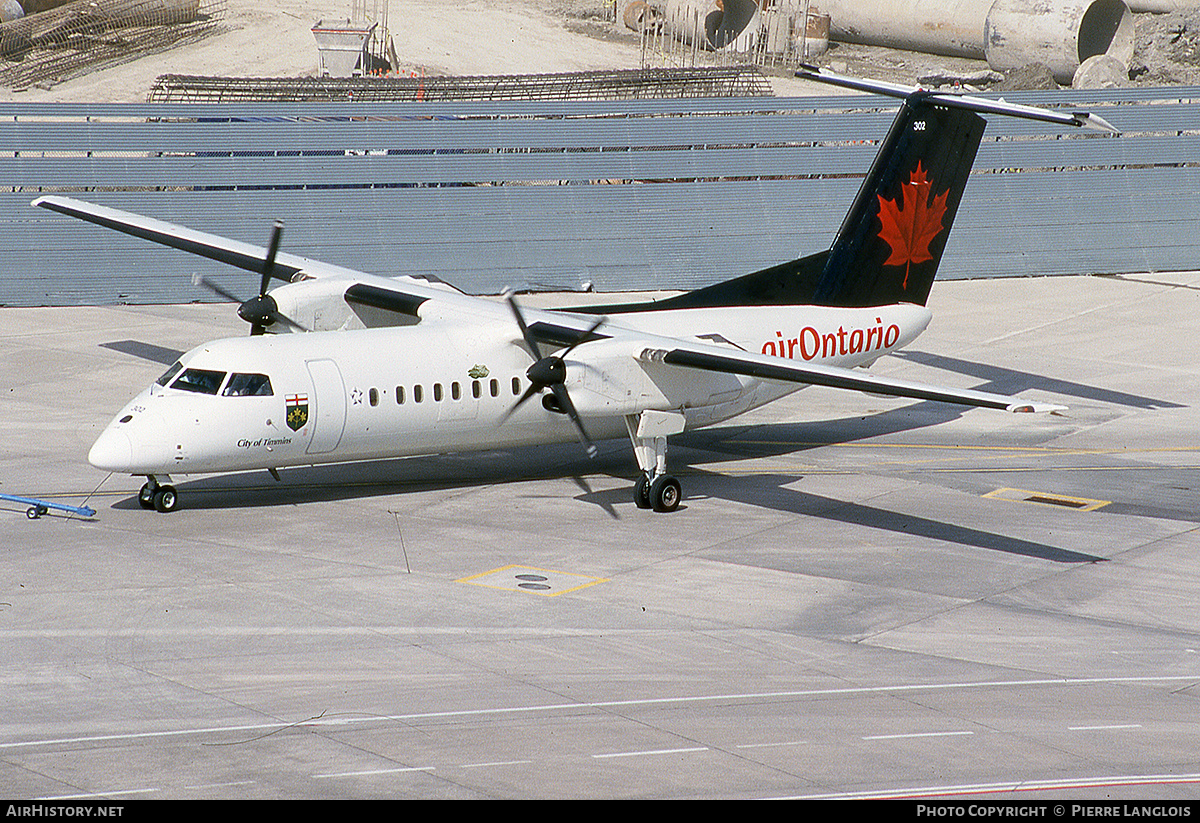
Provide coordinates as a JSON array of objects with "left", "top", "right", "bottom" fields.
[{"left": 876, "top": 160, "right": 949, "bottom": 290}]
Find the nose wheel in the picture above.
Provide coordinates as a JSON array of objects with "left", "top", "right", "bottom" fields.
[{"left": 139, "top": 477, "right": 178, "bottom": 513}]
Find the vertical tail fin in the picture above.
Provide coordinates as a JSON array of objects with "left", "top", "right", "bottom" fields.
[
  {"left": 569, "top": 71, "right": 1113, "bottom": 316},
  {"left": 813, "top": 96, "right": 985, "bottom": 307},
  {"left": 799, "top": 67, "right": 1114, "bottom": 308}
]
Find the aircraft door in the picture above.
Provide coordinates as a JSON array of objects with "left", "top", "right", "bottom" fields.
[{"left": 305, "top": 359, "right": 346, "bottom": 454}]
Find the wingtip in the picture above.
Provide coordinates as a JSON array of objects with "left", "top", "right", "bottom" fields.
[
  {"left": 1073, "top": 111, "right": 1120, "bottom": 134},
  {"left": 1006, "top": 402, "right": 1068, "bottom": 414}
]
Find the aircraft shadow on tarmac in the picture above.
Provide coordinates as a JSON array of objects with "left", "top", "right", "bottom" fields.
[
  {"left": 570, "top": 427, "right": 1110, "bottom": 565},
  {"left": 892, "top": 351, "right": 1184, "bottom": 410},
  {"left": 610, "top": 471, "right": 1106, "bottom": 564},
  {"left": 106, "top": 411, "right": 1110, "bottom": 564},
  {"left": 99, "top": 340, "right": 185, "bottom": 366}
]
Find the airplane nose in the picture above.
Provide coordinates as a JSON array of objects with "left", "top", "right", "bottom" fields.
[{"left": 89, "top": 427, "right": 133, "bottom": 472}]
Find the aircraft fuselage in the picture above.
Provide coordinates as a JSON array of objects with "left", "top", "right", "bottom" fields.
[{"left": 88, "top": 301, "right": 932, "bottom": 477}]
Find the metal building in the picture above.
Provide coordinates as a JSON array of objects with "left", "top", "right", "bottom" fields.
[{"left": 1, "top": 86, "right": 1197, "bottom": 307}]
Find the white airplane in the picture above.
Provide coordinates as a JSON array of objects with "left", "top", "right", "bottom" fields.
[{"left": 36, "top": 69, "right": 1116, "bottom": 513}]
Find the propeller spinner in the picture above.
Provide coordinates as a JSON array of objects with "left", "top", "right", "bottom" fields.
[
  {"left": 193, "top": 220, "right": 305, "bottom": 336},
  {"left": 503, "top": 294, "right": 604, "bottom": 459}
]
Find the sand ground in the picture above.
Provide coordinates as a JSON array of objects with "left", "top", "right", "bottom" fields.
[
  {"left": 9, "top": 1, "right": 1194, "bottom": 104},
  {"left": 0, "top": 0, "right": 844, "bottom": 103},
  {"left": 0, "top": 0, "right": 835, "bottom": 103}
]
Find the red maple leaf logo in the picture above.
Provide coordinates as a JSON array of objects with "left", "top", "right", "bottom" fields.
[{"left": 876, "top": 161, "right": 949, "bottom": 289}]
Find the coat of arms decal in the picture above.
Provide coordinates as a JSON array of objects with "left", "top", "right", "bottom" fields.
[{"left": 286, "top": 393, "right": 309, "bottom": 431}]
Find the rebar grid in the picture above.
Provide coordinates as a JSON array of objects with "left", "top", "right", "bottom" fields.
[
  {"left": 0, "top": 0, "right": 226, "bottom": 90},
  {"left": 146, "top": 65, "right": 772, "bottom": 103}
]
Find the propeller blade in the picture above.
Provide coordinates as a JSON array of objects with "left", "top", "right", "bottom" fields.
[
  {"left": 193, "top": 273, "right": 306, "bottom": 336},
  {"left": 502, "top": 293, "right": 597, "bottom": 459},
  {"left": 550, "top": 384, "right": 598, "bottom": 459},
  {"left": 193, "top": 223, "right": 307, "bottom": 336},
  {"left": 260, "top": 220, "right": 283, "bottom": 296},
  {"left": 561, "top": 315, "right": 606, "bottom": 358},
  {"left": 192, "top": 273, "right": 243, "bottom": 304},
  {"left": 506, "top": 294, "right": 542, "bottom": 361},
  {"left": 499, "top": 381, "right": 543, "bottom": 425},
  {"left": 266, "top": 310, "right": 307, "bottom": 333}
]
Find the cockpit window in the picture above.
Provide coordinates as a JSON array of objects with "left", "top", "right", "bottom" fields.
[
  {"left": 222, "top": 373, "right": 273, "bottom": 397},
  {"left": 171, "top": 368, "right": 226, "bottom": 395},
  {"left": 156, "top": 361, "right": 183, "bottom": 387}
]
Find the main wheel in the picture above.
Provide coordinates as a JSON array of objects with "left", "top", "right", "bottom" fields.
[
  {"left": 153, "top": 485, "right": 178, "bottom": 513},
  {"left": 649, "top": 474, "right": 681, "bottom": 513},
  {"left": 633, "top": 473, "right": 652, "bottom": 509},
  {"left": 138, "top": 482, "right": 156, "bottom": 510}
]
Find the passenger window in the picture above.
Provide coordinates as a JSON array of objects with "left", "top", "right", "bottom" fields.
[
  {"left": 156, "top": 361, "right": 183, "bottom": 387},
  {"left": 369, "top": 387, "right": 379, "bottom": 406},
  {"left": 223, "top": 373, "right": 273, "bottom": 397},
  {"left": 490, "top": 379, "right": 499, "bottom": 397},
  {"left": 512, "top": 377, "right": 520, "bottom": 395},
  {"left": 472, "top": 380, "right": 481, "bottom": 399},
  {"left": 172, "top": 368, "right": 226, "bottom": 395},
  {"left": 433, "top": 383, "right": 443, "bottom": 402},
  {"left": 396, "top": 386, "right": 405, "bottom": 404},
  {"left": 414, "top": 385, "right": 423, "bottom": 403},
  {"left": 451, "top": 382, "right": 461, "bottom": 401}
]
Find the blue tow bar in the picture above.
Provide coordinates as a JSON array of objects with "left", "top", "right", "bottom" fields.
[{"left": 2, "top": 493, "right": 96, "bottom": 519}]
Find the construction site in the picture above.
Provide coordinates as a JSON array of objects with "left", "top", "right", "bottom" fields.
[{"left": 0, "top": 1, "right": 1198, "bottom": 101}]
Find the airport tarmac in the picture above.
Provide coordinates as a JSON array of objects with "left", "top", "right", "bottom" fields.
[{"left": 2, "top": 271, "right": 1200, "bottom": 800}]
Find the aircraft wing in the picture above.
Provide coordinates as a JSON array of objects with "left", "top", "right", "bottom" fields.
[
  {"left": 637, "top": 337, "right": 1065, "bottom": 413},
  {"left": 32, "top": 195, "right": 360, "bottom": 283}
]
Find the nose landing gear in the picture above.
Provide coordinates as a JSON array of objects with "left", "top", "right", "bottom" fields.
[{"left": 139, "top": 476, "right": 178, "bottom": 513}]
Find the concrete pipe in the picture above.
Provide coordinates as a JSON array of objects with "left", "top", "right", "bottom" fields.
[
  {"left": 984, "top": 0, "right": 1134, "bottom": 83},
  {"left": 760, "top": 1, "right": 830, "bottom": 58},
  {"left": 664, "top": 0, "right": 762, "bottom": 51},
  {"left": 1125, "top": 1, "right": 1197, "bottom": 11},
  {"left": 801, "top": 9, "right": 830, "bottom": 58},
  {"left": 817, "top": 0, "right": 991, "bottom": 58},
  {"left": 623, "top": 0, "right": 662, "bottom": 33},
  {"left": 818, "top": 0, "right": 1134, "bottom": 82},
  {"left": 1072, "top": 52, "right": 1128, "bottom": 87}
]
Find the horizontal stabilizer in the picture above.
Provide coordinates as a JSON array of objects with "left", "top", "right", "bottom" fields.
[{"left": 796, "top": 66, "right": 1119, "bottom": 133}]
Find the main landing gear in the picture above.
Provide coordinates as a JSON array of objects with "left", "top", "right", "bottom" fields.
[
  {"left": 138, "top": 475, "right": 178, "bottom": 513},
  {"left": 627, "top": 410, "right": 686, "bottom": 513},
  {"left": 634, "top": 471, "right": 682, "bottom": 512}
]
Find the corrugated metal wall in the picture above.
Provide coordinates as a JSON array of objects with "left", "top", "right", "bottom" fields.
[{"left": 2, "top": 87, "right": 1197, "bottom": 307}]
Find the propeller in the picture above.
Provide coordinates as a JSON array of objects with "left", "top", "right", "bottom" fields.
[
  {"left": 502, "top": 294, "right": 604, "bottom": 459},
  {"left": 192, "top": 221, "right": 305, "bottom": 336}
]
